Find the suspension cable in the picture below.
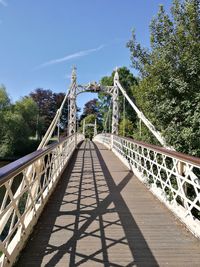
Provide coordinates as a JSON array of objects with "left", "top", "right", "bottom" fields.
[
  {"left": 38, "top": 90, "right": 70, "bottom": 149},
  {"left": 103, "top": 97, "right": 112, "bottom": 133},
  {"left": 139, "top": 118, "right": 142, "bottom": 137},
  {"left": 116, "top": 80, "right": 172, "bottom": 149}
]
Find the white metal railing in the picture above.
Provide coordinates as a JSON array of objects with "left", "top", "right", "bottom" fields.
[
  {"left": 0, "top": 133, "right": 84, "bottom": 267},
  {"left": 93, "top": 133, "right": 200, "bottom": 238},
  {"left": 96, "top": 133, "right": 111, "bottom": 148}
]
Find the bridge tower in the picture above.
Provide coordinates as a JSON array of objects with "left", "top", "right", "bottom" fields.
[
  {"left": 112, "top": 69, "right": 119, "bottom": 135},
  {"left": 94, "top": 119, "right": 97, "bottom": 136},
  {"left": 68, "top": 67, "right": 119, "bottom": 136},
  {"left": 82, "top": 118, "right": 86, "bottom": 135},
  {"left": 69, "top": 67, "right": 77, "bottom": 135}
]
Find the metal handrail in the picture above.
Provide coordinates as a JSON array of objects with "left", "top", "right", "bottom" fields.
[
  {"left": 0, "top": 135, "right": 74, "bottom": 185},
  {"left": 94, "top": 133, "right": 200, "bottom": 238},
  {"left": 0, "top": 133, "right": 85, "bottom": 267},
  {"left": 112, "top": 134, "right": 200, "bottom": 167}
]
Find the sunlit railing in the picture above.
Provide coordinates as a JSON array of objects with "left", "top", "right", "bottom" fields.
[
  {"left": 0, "top": 133, "right": 84, "bottom": 267},
  {"left": 94, "top": 133, "right": 200, "bottom": 238}
]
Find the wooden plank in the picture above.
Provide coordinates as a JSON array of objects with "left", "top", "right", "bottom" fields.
[{"left": 16, "top": 140, "right": 200, "bottom": 267}]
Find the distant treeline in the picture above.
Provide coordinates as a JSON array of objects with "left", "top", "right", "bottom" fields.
[{"left": 0, "top": 87, "right": 68, "bottom": 158}]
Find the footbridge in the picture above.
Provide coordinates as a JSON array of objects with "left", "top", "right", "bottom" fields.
[{"left": 0, "top": 68, "right": 200, "bottom": 266}]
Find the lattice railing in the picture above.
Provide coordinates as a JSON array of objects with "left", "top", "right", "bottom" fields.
[
  {"left": 97, "top": 133, "right": 111, "bottom": 148},
  {"left": 94, "top": 133, "right": 200, "bottom": 238},
  {"left": 0, "top": 133, "right": 84, "bottom": 267}
]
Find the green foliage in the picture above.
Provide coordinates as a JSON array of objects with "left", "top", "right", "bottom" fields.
[
  {"left": 132, "top": 119, "right": 160, "bottom": 145},
  {"left": 80, "top": 98, "right": 100, "bottom": 120},
  {"left": 1, "top": 111, "right": 40, "bottom": 157},
  {"left": 119, "top": 118, "right": 134, "bottom": 137},
  {"left": 0, "top": 111, "right": 30, "bottom": 157},
  {"left": 15, "top": 97, "right": 39, "bottom": 136},
  {"left": 30, "top": 88, "right": 68, "bottom": 136},
  {"left": 0, "top": 85, "right": 10, "bottom": 110},
  {"left": 79, "top": 98, "right": 103, "bottom": 134},
  {"left": 127, "top": 0, "right": 200, "bottom": 156},
  {"left": 0, "top": 86, "right": 69, "bottom": 158},
  {"left": 0, "top": 88, "right": 40, "bottom": 158},
  {"left": 99, "top": 67, "right": 138, "bottom": 131},
  {"left": 80, "top": 114, "right": 97, "bottom": 139}
]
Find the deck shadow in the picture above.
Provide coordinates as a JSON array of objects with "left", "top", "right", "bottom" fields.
[
  {"left": 16, "top": 140, "right": 158, "bottom": 267},
  {"left": 93, "top": 142, "right": 158, "bottom": 267}
]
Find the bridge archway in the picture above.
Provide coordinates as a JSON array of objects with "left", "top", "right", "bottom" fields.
[
  {"left": 82, "top": 119, "right": 97, "bottom": 137},
  {"left": 68, "top": 67, "right": 119, "bottom": 136}
]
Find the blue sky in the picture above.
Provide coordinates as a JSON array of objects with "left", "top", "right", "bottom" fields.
[{"left": 0, "top": 0, "right": 172, "bottom": 113}]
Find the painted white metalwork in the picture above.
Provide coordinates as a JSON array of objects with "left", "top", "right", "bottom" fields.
[
  {"left": 85, "top": 123, "right": 95, "bottom": 127},
  {"left": 0, "top": 134, "right": 84, "bottom": 267},
  {"left": 68, "top": 67, "right": 77, "bottom": 136},
  {"left": 76, "top": 83, "right": 114, "bottom": 96},
  {"left": 102, "top": 100, "right": 112, "bottom": 133},
  {"left": 38, "top": 89, "right": 70, "bottom": 149},
  {"left": 82, "top": 119, "right": 86, "bottom": 135},
  {"left": 83, "top": 120, "right": 98, "bottom": 137},
  {"left": 94, "top": 119, "right": 97, "bottom": 136},
  {"left": 74, "top": 67, "right": 166, "bottom": 142},
  {"left": 68, "top": 68, "right": 119, "bottom": 135},
  {"left": 112, "top": 70, "right": 119, "bottom": 135},
  {"left": 115, "top": 79, "right": 170, "bottom": 148},
  {"left": 94, "top": 133, "right": 200, "bottom": 238},
  {"left": 70, "top": 67, "right": 167, "bottom": 148}
]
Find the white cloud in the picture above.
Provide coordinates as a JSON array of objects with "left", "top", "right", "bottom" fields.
[
  {"left": 35, "top": 45, "right": 105, "bottom": 70},
  {"left": 0, "top": 0, "right": 7, "bottom": 7}
]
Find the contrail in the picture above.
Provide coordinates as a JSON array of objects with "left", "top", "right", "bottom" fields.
[{"left": 35, "top": 45, "right": 105, "bottom": 70}]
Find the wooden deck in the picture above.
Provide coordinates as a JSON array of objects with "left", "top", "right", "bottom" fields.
[{"left": 16, "top": 140, "right": 200, "bottom": 267}]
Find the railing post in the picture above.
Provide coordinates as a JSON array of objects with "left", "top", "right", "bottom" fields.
[
  {"left": 75, "top": 132, "right": 77, "bottom": 149},
  {"left": 177, "top": 161, "right": 187, "bottom": 208},
  {"left": 111, "top": 134, "right": 114, "bottom": 150}
]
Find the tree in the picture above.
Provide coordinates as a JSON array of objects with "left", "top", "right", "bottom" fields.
[
  {"left": 15, "top": 97, "right": 39, "bottom": 136},
  {"left": 0, "top": 86, "right": 70, "bottom": 158},
  {"left": 99, "top": 67, "right": 138, "bottom": 125},
  {"left": 80, "top": 114, "right": 98, "bottom": 139},
  {"left": 0, "top": 86, "right": 11, "bottom": 155},
  {"left": 0, "top": 111, "right": 30, "bottom": 157},
  {"left": 119, "top": 118, "right": 134, "bottom": 137},
  {"left": 127, "top": 0, "right": 200, "bottom": 156},
  {"left": 0, "top": 85, "right": 10, "bottom": 110},
  {"left": 79, "top": 98, "right": 103, "bottom": 132},
  {"left": 0, "top": 88, "right": 41, "bottom": 157},
  {"left": 30, "top": 89, "right": 68, "bottom": 136},
  {"left": 80, "top": 98, "right": 100, "bottom": 120}
]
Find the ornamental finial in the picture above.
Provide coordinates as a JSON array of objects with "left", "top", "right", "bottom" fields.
[
  {"left": 114, "top": 67, "right": 119, "bottom": 82},
  {"left": 71, "top": 66, "right": 77, "bottom": 83}
]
